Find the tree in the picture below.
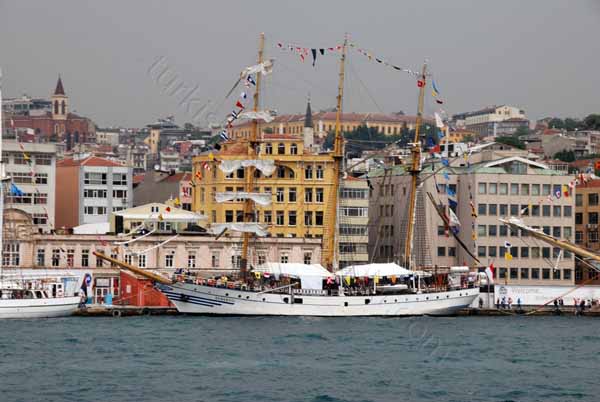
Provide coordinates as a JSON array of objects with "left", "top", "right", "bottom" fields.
[
  {"left": 553, "top": 150, "right": 576, "bottom": 162},
  {"left": 564, "top": 118, "right": 581, "bottom": 132},
  {"left": 548, "top": 118, "right": 564, "bottom": 129},
  {"left": 584, "top": 114, "right": 600, "bottom": 130},
  {"left": 496, "top": 135, "right": 525, "bottom": 149},
  {"left": 514, "top": 126, "right": 531, "bottom": 137}
]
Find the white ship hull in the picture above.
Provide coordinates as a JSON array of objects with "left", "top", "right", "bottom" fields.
[
  {"left": 159, "top": 283, "right": 479, "bottom": 316},
  {"left": 0, "top": 296, "right": 81, "bottom": 319}
]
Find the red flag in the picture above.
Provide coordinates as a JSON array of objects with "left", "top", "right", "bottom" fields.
[
  {"left": 417, "top": 80, "right": 425, "bottom": 88},
  {"left": 166, "top": 206, "right": 171, "bottom": 212},
  {"left": 485, "top": 263, "right": 495, "bottom": 284},
  {"left": 236, "top": 101, "right": 245, "bottom": 109}
]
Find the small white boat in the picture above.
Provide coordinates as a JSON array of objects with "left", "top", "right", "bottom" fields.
[{"left": 0, "top": 281, "right": 81, "bottom": 319}]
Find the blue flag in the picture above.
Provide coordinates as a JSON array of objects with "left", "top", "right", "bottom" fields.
[
  {"left": 441, "top": 158, "right": 449, "bottom": 167},
  {"left": 443, "top": 172, "right": 450, "bottom": 181},
  {"left": 447, "top": 187, "right": 456, "bottom": 197},
  {"left": 437, "top": 129, "right": 445, "bottom": 139},
  {"left": 448, "top": 198, "right": 458, "bottom": 210},
  {"left": 10, "top": 183, "right": 24, "bottom": 196}
]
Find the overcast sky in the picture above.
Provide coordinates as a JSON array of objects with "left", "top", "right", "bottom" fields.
[{"left": 1, "top": 0, "right": 599, "bottom": 128}]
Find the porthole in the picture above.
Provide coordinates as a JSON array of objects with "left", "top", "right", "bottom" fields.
[
  {"left": 394, "top": 299, "right": 398, "bottom": 303},
  {"left": 225, "top": 293, "right": 229, "bottom": 296},
  {"left": 426, "top": 297, "right": 429, "bottom": 300},
  {"left": 344, "top": 302, "right": 348, "bottom": 307},
  {"left": 238, "top": 294, "right": 242, "bottom": 298},
  {"left": 262, "top": 298, "right": 266, "bottom": 302},
  {"left": 364, "top": 299, "right": 370, "bottom": 305},
  {"left": 246, "top": 296, "right": 250, "bottom": 299}
]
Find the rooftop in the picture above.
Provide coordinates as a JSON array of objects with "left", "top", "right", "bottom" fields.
[{"left": 57, "top": 155, "right": 127, "bottom": 168}]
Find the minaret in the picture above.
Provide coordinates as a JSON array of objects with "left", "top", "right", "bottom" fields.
[
  {"left": 303, "top": 95, "right": 314, "bottom": 151},
  {"left": 51, "top": 75, "right": 68, "bottom": 121}
]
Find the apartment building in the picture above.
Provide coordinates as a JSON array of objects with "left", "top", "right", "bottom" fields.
[
  {"left": 3, "top": 140, "right": 57, "bottom": 232},
  {"left": 369, "top": 150, "right": 576, "bottom": 286},
  {"left": 56, "top": 155, "right": 133, "bottom": 229},
  {"left": 338, "top": 178, "right": 369, "bottom": 268},
  {"left": 574, "top": 179, "right": 600, "bottom": 285}
]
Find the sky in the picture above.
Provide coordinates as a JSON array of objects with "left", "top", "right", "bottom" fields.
[{"left": 1, "top": 0, "right": 599, "bottom": 128}]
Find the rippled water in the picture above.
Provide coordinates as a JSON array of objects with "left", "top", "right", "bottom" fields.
[{"left": 0, "top": 316, "right": 598, "bottom": 402}]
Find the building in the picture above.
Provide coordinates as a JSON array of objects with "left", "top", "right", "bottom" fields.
[
  {"left": 160, "top": 148, "right": 181, "bottom": 172},
  {"left": 2, "top": 94, "right": 51, "bottom": 116},
  {"left": 574, "top": 179, "right": 600, "bottom": 285},
  {"left": 338, "top": 177, "right": 369, "bottom": 268},
  {"left": 6, "top": 77, "right": 96, "bottom": 144},
  {"left": 1, "top": 207, "right": 322, "bottom": 303},
  {"left": 56, "top": 156, "right": 133, "bottom": 229},
  {"left": 228, "top": 111, "right": 433, "bottom": 143},
  {"left": 453, "top": 105, "right": 528, "bottom": 137},
  {"left": 3, "top": 140, "right": 57, "bottom": 232},
  {"left": 369, "top": 150, "right": 576, "bottom": 286},
  {"left": 109, "top": 202, "right": 205, "bottom": 234},
  {"left": 117, "top": 143, "right": 150, "bottom": 175},
  {"left": 133, "top": 171, "right": 191, "bottom": 207},
  {"left": 193, "top": 101, "right": 339, "bottom": 266},
  {"left": 96, "top": 129, "right": 121, "bottom": 147}
]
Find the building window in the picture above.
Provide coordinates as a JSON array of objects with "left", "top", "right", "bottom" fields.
[
  {"left": 589, "top": 194, "right": 599, "bottom": 206},
  {"left": 576, "top": 194, "right": 583, "bottom": 207},
  {"left": 499, "top": 204, "right": 508, "bottom": 216},
  {"left": 2, "top": 242, "right": 20, "bottom": 267},
  {"left": 553, "top": 269, "right": 561, "bottom": 280},
  {"left": 510, "top": 183, "right": 519, "bottom": 195},
  {"left": 303, "top": 252, "right": 312, "bottom": 265},
  {"left": 488, "top": 246, "right": 497, "bottom": 257},
  {"left": 316, "top": 165, "right": 324, "bottom": 179},
  {"left": 521, "top": 247, "right": 529, "bottom": 258},
  {"left": 478, "top": 225, "right": 486, "bottom": 237},
  {"left": 84, "top": 172, "right": 107, "bottom": 185},
  {"left": 477, "top": 246, "right": 486, "bottom": 257},
  {"left": 478, "top": 183, "right": 486, "bottom": 194},
  {"left": 315, "top": 211, "right": 324, "bottom": 226},
  {"left": 278, "top": 143, "right": 285, "bottom": 155},
  {"left": 575, "top": 213, "right": 583, "bottom": 225},
  {"left": 289, "top": 188, "right": 297, "bottom": 202},
  {"left": 305, "top": 166, "right": 313, "bottom": 179},
  {"left": 510, "top": 268, "right": 518, "bottom": 279},
  {"left": 276, "top": 211, "right": 284, "bottom": 226},
  {"left": 165, "top": 253, "right": 174, "bottom": 268},
  {"left": 553, "top": 226, "right": 561, "bottom": 238},
  {"left": 488, "top": 204, "right": 497, "bottom": 215},
  {"left": 81, "top": 249, "right": 89, "bottom": 267},
  {"left": 280, "top": 253, "right": 289, "bottom": 264},
  {"left": 488, "top": 225, "right": 497, "bottom": 236},
  {"left": 448, "top": 247, "right": 456, "bottom": 257},
  {"left": 290, "top": 143, "right": 298, "bottom": 155},
  {"left": 52, "top": 249, "right": 60, "bottom": 267},
  {"left": 521, "top": 184, "right": 529, "bottom": 195},
  {"left": 276, "top": 188, "right": 284, "bottom": 202},
  {"left": 531, "top": 268, "right": 540, "bottom": 279},
  {"left": 188, "top": 253, "right": 196, "bottom": 269},
  {"left": 590, "top": 213, "right": 599, "bottom": 225},
  {"left": 138, "top": 255, "right": 146, "bottom": 268},
  {"left": 305, "top": 188, "right": 313, "bottom": 203},
  {"left": 590, "top": 230, "right": 599, "bottom": 243},
  {"left": 564, "top": 269, "right": 572, "bottom": 280},
  {"left": 564, "top": 206, "right": 572, "bottom": 217},
  {"left": 265, "top": 143, "right": 272, "bottom": 154},
  {"left": 488, "top": 183, "right": 497, "bottom": 194},
  {"left": 264, "top": 211, "right": 272, "bottom": 224},
  {"left": 478, "top": 204, "right": 487, "bottom": 216},
  {"left": 316, "top": 188, "right": 324, "bottom": 203},
  {"left": 521, "top": 268, "right": 529, "bottom": 279},
  {"left": 499, "top": 183, "right": 508, "bottom": 195},
  {"left": 113, "top": 173, "right": 128, "bottom": 186},
  {"left": 257, "top": 253, "right": 266, "bottom": 265},
  {"left": 236, "top": 211, "right": 244, "bottom": 222},
  {"left": 288, "top": 211, "right": 297, "bottom": 226},
  {"left": 532, "top": 184, "right": 540, "bottom": 196},
  {"left": 542, "top": 184, "right": 551, "bottom": 195},
  {"left": 553, "top": 205, "right": 561, "bottom": 217},
  {"left": 304, "top": 211, "right": 313, "bottom": 226},
  {"left": 125, "top": 254, "right": 133, "bottom": 265},
  {"left": 542, "top": 269, "right": 551, "bottom": 280},
  {"left": 36, "top": 248, "right": 45, "bottom": 266},
  {"left": 542, "top": 205, "right": 551, "bottom": 217},
  {"left": 438, "top": 247, "right": 446, "bottom": 257},
  {"left": 211, "top": 252, "right": 220, "bottom": 268}
]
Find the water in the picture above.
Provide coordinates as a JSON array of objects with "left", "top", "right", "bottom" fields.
[{"left": 0, "top": 316, "right": 598, "bottom": 402}]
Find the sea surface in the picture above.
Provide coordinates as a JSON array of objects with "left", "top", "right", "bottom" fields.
[{"left": 0, "top": 316, "right": 598, "bottom": 402}]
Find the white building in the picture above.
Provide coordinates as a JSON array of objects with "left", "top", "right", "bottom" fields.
[
  {"left": 3, "top": 140, "right": 57, "bottom": 232},
  {"left": 56, "top": 156, "right": 133, "bottom": 229},
  {"left": 453, "top": 105, "right": 528, "bottom": 137}
]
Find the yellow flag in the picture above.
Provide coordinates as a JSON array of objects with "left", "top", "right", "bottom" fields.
[
  {"left": 208, "top": 152, "right": 214, "bottom": 161},
  {"left": 374, "top": 275, "right": 380, "bottom": 284},
  {"left": 390, "top": 275, "right": 397, "bottom": 284},
  {"left": 344, "top": 276, "right": 351, "bottom": 285},
  {"left": 472, "top": 232, "right": 477, "bottom": 240},
  {"left": 504, "top": 252, "right": 513, "bottom": 261},
  {"left": 174, "top": 197, "right": 181, "bottom": 206},
  {"left": 158, "top": 214, "right": 164, "bottom": 221}
]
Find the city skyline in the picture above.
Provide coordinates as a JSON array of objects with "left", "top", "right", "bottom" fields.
[{"left": 1, "top": 0, "right": 599, "bottom": 128}]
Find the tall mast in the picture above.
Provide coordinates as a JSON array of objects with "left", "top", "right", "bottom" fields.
[
  {"left": 322, "top": 35, "right": 347, "bottom": 270},
  {"left": 240, "top": 33, "right": 264, "bottom": 279},
  {"left": 0, "top": 69, "right": 4, "bottom": 280},
  {"left": 403, "top": 62, "right": 427, "bottom": 269}
]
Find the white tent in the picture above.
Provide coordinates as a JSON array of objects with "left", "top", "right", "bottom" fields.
[
  {"left": 253, "top": 263, "right": 333, "bottom": 290},
  {"left": 335, "top": 263, "right": 413, "bottom": 278}
]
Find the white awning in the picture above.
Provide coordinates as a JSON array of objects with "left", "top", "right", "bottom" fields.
[
  {"left": 209, "top": 223, "right": 269, "bottom": 237},
  {"left": 254, "top": 263, "right": 333, "bottom": 290},
  {"left": 218, "top": 159, "right": 276, "bottom": 177},
  {"left": 335, "top": 263, "right": 413, "bottom": 278},
  {"left": 215, "top": 192, "right": 271, "bottom": 206}
]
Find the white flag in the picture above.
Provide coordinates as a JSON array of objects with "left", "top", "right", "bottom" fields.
[
  {"left": 434, "top": 112, "right": 444, "bottom": 129},
  {"left": 240, "top": 59, "right": 274, "bottom": 79}
]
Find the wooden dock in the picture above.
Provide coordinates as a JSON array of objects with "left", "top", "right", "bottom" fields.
[{"left": 74, "top": 305, "right": 179, "bottom": 317}]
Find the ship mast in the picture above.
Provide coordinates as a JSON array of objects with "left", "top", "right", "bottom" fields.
[
  {"left": 403, "top": 62, "right": 427, "bottom": 269},
  {"left": 240, "top": 33, "right": 264, "bottom": 280},
  {"left": 322, "top": 35, "right": 347, "bottom": 271}
]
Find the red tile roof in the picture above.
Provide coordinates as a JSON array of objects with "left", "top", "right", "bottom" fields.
[{"left": 57, "top": 155, "right": 126, "bottom": 167}]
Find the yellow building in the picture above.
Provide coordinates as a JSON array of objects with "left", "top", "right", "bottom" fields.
[{"left": 192, "top": 133, "right": 337, "bottom": 242}]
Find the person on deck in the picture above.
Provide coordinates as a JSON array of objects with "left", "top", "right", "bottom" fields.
[{"left": 517, "top": 298, "right": 522, "bottom": 310}]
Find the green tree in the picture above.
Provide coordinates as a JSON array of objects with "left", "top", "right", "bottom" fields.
[
  {"left": 553, "top": 149, "right": 576, "bottom": 162},
  {"left": 548, "top": 118, "right": 564, "bottom": 129},
  {"left": 564, "top": 118, "right": 581, "bottom": 132},
  {"left": 496, "top": 135, "right": 525, "bottom": 149},
  {"left": 514, "top": 126, "right": 531, "bottom": 137},
  {"left": 584, "top": 114, "right": 600, "bottom": 130}
]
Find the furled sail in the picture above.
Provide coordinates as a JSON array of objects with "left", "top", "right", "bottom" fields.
[
  {"left": 209, "top": 223, "right": 269, "bottom": 237},
  {"left": 133, "top": 234, "right": 179, "bottom": 255},
  {"left": 215, "top": 191, "right": 272, "bottom": 206},
  {"left": 218, "top": 159, "right": 276, "bottom": 176},
  {"left": 238, "top": 110, "right": 275, "bottom": 123},
  {"left": 240, "top": 59, "right": 274, "bottom": 79}
]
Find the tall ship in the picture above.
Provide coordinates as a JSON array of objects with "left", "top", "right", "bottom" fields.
[
  {"left": 96, "top": 34, "right": 480, "bottom": 315},
  {"left": 0, "top": 70, "right": 82, "bottom": 318}
]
